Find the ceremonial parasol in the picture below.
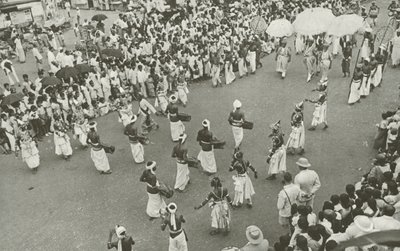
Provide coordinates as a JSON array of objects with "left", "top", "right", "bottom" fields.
[
  {"left": 56, "top": 67, "right": 79, "bottom": 80},
  {"left": 327, "top": 14, "right": 364, "bottom": 36},
  {"left": 101, "top": 48, "right": 124, "bottom": 58},
  {"left": 91, "top": 14, "right": 108, "bottom": 22},
  {"left": 293, "top": 8, "right": 335, "bottom": 35},
  {"left": 266, "top": 19, "right": 294, "bottom": 37},
  {"left": 41, "top": 76, "right": 62, "bottom": 87},
  {"left": 75, "top": 64, "right": 92, "bottom": 74},
  {"left": 0, "top": 93, "right": 24, "bottom": 106},
  {"left": 250, "top": 16, "right": 268, "bottom": 34}
]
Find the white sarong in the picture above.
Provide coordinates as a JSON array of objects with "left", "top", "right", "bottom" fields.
[
  {"left": 232, "top": 174, "right": 255, "bottom": 205},
  {"left": 348, "top": 79, "right": 361, "bottom": 104},
  {"left": 198, "top": 149, "right": 217, "bottom": 174},
  {"left": 146, "top": 192, "right": 166, "bottom": 218},
  {"left": 232, "top": 126, "right": 243, "bottom": 148},
  {"left": 130, "top": 142, "right": 144, "bottom": 163},
  {"left": 268, "top": 146, "right": 287, "bottom": 175},
  {"left": 174, "top": 162, "right": 190, "bottom": 190},
  {"left": 21, "top": 141, "right": 40, "bottom": 169},
  {"left": 311, "top": 103, "right": 327, "bottom": 127},
  {"left": 211, "top": 201, "right": 230, "bottom": 230},
  {"left": 170, "top": 121, "right": 185, "bottom": 142},
  {"left": 169, "top": 231, "right": 188, "bottom": 251},
  {"left": 90, "top": 148, "right": 110, "bottom": 172},
  {"left": 54, "top": 133, "right": 73, "bottom": 156}
]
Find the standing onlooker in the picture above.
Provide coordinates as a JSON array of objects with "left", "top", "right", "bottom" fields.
[
  {"left": 76, "top": 7, "right": 81, "bottom": 24},
  {"left": 65, "top": 0, "right": 71, "bottom": 18},
  {"left": 1, "top": 56, "right": 20, "bottom": 86},
  {"left": 294, "top": 158, "right": 321, "bottom": 209},
  {"left": 32, "top": 43, "right": 43, "bottom": 71},
  {"left": 277, "top": 172, "right": 301, "bottom": 233}
]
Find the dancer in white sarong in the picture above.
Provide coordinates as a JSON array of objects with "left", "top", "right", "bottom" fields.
[
  {"left": 87, "top": 121, "right": 112, "bottom": 174},
  {"left": 53, "top": 116, "right": 73, "bottom": 160},
  {"left": 229, "top": 151, "right": 257, "bottom": 208},
  {"left": 348, "top": 65, "right": 363, "bottom": 105},
  {"left": 224, "top": 58, "right": 236, "bottom": 85},
  {"left": 197, "top": 119, "right": 217, "bottom": 175},
  {"left": 140, "top": 161, "right": 167, "bottom": 219},
  {"left": 118, "top": 104, "right": 133, "bottom": 127},
  {"left": 306, "top": 88, "right": 328, "bottom": 131},
  {"left": 176, "top": 74, "right": 188, "bottom": 106},
  {"left": 72, "top": 107, "right": 88, "bottom": 147},
  {"left": 171, "top": 134, "right": 190, "bottom": 192},
  {"left": 228, "top": 99, "right": 245, "bottom": 151},
  {"left": 161, "top": 203, "right": 188, "bottom": 251},
  {"left": 195, "top": 177, "right": 232, "bottom": 235},
  {"left": 287, "top": 102, "right": 305, "bottom": 155},
  {"left": 391, "top": 31, "right": 400, "bottom": 67},
  {"left": 247, "top": 46, "right": 257, "bottom": 74},
  {"left": 276, "top": 39, "right": 291, "bottom": 79},
  {"left": 266, "top": 136, "right": 287, "bottom": 180},
  {"left": 17, "top": 126, "right": 40, "bottom": 173},
  {"left": 167, "top": 95, "right": 185, "bottom": 142},
  {"left": 124, "top": 115, "right": 145, "bottom": 164}
]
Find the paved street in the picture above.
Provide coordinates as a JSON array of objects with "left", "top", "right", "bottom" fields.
[{"left": 1, "top": 2, "right": 399, "bottom": 250}]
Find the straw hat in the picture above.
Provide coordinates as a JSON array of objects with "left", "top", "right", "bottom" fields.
[
  {"left": 296, "top": 157, "right": 311, "bottom": 168},
  {"left": 354, "top": 215, "right": 374, "bottom": 233},
  {"left": 245, "top": 225, "right": 265, "bottom": 245}
]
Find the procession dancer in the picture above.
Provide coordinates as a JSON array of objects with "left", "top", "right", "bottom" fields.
[
  {"left": 176, "top": 73, "right": 189, "bottom": 107},
  {"left": 107, "top": 225, "right": 135, "bottom": 251},
  {"left": 155, "top": 84, "right": 169, "bottom": 116},
  {"left": 16, "top": 125, "right": 40, "bottom": 173},
  {"left": 87, "top": 122, "right": 112, "bottom": 174},
  {"left": 197, "top": 119, "right": 217, "bottom": 175},
  {"left": 319, "top": 44, "right": 333, "bottom": 82},
  {"left": 391, "top": 30, "right": 400, "bottom": 67},
  {"left": 295, "top": 34, "right": 305, "bottom": 54},
  {"left": 118, "top": 103, "right": 134, "bottom": 127},
  {"left": 211, "top": 55, "right": 222, "bottom": 87},
  {"left": 166, "top": 95, "right": 185, "bottom": 142},
  {"left": 247, "top": 43, "right": 257, "bottom": 74},
  {"left": 368, "top": 54, "right": 379, "bottom": 91},
  {"left": 53, "top": 114, "right": 73, "bottom": 160},
  {"left": 194, "top": 177, "right": 232, "bottom": 236},
  {"left": 287, "top": 102, "right": 305, "bottom": 155},
  {"left": 124, "top": 115, "right": 145, "bottom": 164},
  {"left": 266, "top": 135, "right": 287, "bottom": 181},
  {"left": 348, "top": 64, "right": 363, "bottom": 105},
  {"left": 238, "top": 47, "right": 248, "bottom": 78},
  {"left": 137, "top": 93, "right": 159, "bottom": 135},
  {"left": 360, "top": 28, "right": 373, "bottom": 60},
  {"left": 229, "top": 151, "right": 257, "bottom": 208},
  {"left": 171, "top": 133, "right": 190, "bottom": 192},
  {"left": 374, "top": 46, "right": 386, "bottom": 86},
  {"left": 161, "top": 203, "right": 188, "bottom": 251},
  {"left": 303, "top": 39, "right": 317, "bottom": 83},
  {"left": 72, "top": 106, "right": 88, "bottom": 148},
  {"left": 359, "top": 58, "right": 371, "bottom": 97},
  {"left": 224, "top": 55, "right": 236, "bottom": 85},
  {"left": 140, "top": 161, "right": 167, "bottom": 220},
  {"left": 306, "top": 87, "right": 328, "bottom": 131},
  {"left": 276, "top": 39, "right": 291, "bottom": 79},
  {"left": 229, "top": 100, "right": 247, "bottom": 150}
]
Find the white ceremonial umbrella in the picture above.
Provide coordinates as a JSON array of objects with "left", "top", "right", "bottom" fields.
[
  {"left": 266, "top": 19, "right": 294, "bottom": 37},
  {"left": 293, "top": 8, "right": 335, "bottom": 35},
  {"left": 327, "top": 14, "right": 364, "bottom": 36}
]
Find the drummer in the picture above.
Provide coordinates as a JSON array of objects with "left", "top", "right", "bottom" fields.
[
  {"left": 197, "top": 119, "right": 217, "bottom": 176},
  {"left": 228, "top": 99, "right": 245, "bottom": 152},
  {"left": 166, "top": 95, "right": 185, "bottom": 142}
]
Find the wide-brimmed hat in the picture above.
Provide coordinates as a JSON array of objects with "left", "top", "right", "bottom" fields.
[
  {"left": 296, "top": 157, "right": 311, "bottom": 168},
  {"left": 245, "top": 225, "right": 264, "bottom": 245},
  {"left": 354, "top": 215, "right": 374, "bottom": 233}
]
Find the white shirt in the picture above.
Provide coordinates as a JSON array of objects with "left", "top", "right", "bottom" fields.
[
  {"left": 372, "top": 215, "right": 400, "bottom": 231},
  {"left": 32, "top": 48, "right": 43, "bottom": 60},
  {"left": 277, "top": 183, "right": 301, "bottom": 217},
  {"left": 294, "top": 169, "right": 321, "bottom": 195}
]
